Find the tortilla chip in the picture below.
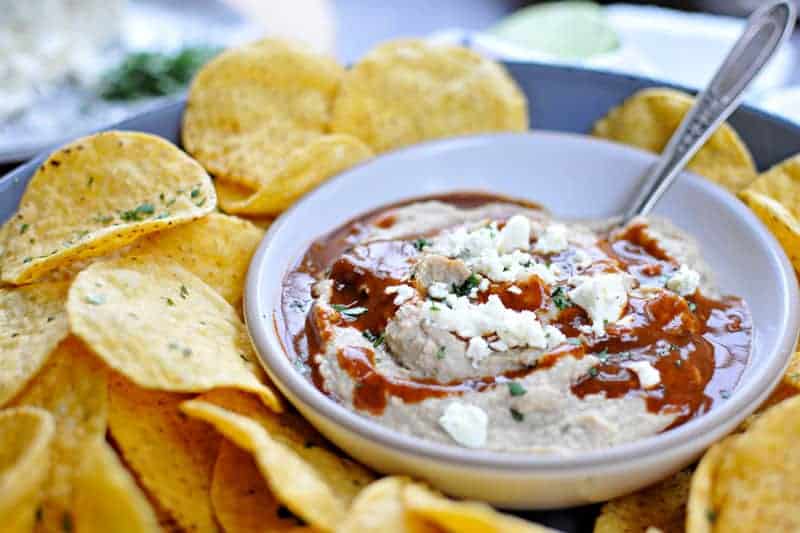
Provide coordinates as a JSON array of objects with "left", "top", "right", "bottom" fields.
[
  {"left": 0, "top": 407, "right": 55, "bottom": 533},
  {"left": 67, "top": 256, "right": 281, "bottom": 412},
  {"left": 330, "top": 39, "right": 528, "bottom": 154},
  {"left": 0, "top": 281, "right": 69, "bottom": 406},
  {"left": 73, "top": 437, "right": 160, "bottom": 533},
  {"left": 740, "top": 155, "right": 800, "bottom": 271},
  {"left": 214, "top": 134, "right": 372, "bottom": 215},
  {"left": 128, "top": 212, "right": 264, "bottom": 307},
  {"left": 108, "top": 374, "right": 222, "bottom": 533},
  {"left": 180, "top": 389, "right": 374, "bottom": 532},
  {"left": 337, "top": 477, "right": 440, "bottom": 533},
  {"left": 12, "top": 337, "right": 108, "bottom": 533},
  {"left": 0, "top": 131, "right": 215, "bottom": 284},
  {"left": 211, "top": 440, "right": 306, "bottom": 532},
  {"left": 594, "top": 469, "right": 692, "bottom": 533},
  {"left": 403, "top": 482, "right": 554, "bottom": 533},
  {"left": 592, "top": 88, "right": 756, "bottom": 192},
  {"left": 687, "top": 395, "right": 800, "bottom": 532}
]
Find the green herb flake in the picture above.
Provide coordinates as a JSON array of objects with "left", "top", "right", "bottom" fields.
[
  {"left": 688, "top": 302, "right": 697, "bottom": 312},
  {"left": 165, "top": 297, "right": 176, "bottom": 306},
  {"left": 19, "top": 223, "right": 29, "bottom": 234},
  {"left": 452, "top": 274, "right": 480, "bottom": 297},
  {"left": 239, "top": 352, "right": 250, "bottom": 363},
  {"left": 510, "top": 408, "right": 525, "bottom": 422},
  {"left": 120, "top": 203, "right": 156, "bottom": 222},
  {"left": 180, "top": 285, "right": 189, "bottom": 299},
  {"left": 587, "top": 367, "right": 599, "bottom": 378},
  {"left": 706, "top": 509, "right": 717, "bottom": 524},
  {"left": 507, "top": 381, "right": 527, "bottom": 397},
  {"left": 331, "top": 304, "right": 367, "bottom": 320},
  {"left": 413, "top": 238, "right": 430, "bottom": 251},
  {"left": 87, "top": 176, "right": 94, "bottom": 187},
  {"left": 182, "top": 347, "right": 192, "bottom": 357},
  {"left": 362, "top": 329, "right": 385, "bottom": 348},
  {"left": 567, "top": 338, "right": 582, "bottom": 346},
  {"left": 551, "top": 286, "right": 573, "bottom": 310},
  {"left": 436, "top": 346, "right": 446, "bottom": 360}
]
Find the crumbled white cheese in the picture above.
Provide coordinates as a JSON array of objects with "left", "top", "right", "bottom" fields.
[
  {"left": 572, "top": 249, "right": 593, "bottom": 270},
  {"left": 507, "top": 285, "right": 522, "bottom": 295},
  {"left": 534, "top": 224, "right": 569, "bottom": 254},
  {"left": 466, "top": 336, "right": 491, "bottom": 365},
  {"left": 427, "top": 282, "right": 450, "bottom": 300},
  {"left": 385, "top": 284, "right": 416, "bottom": 305},
  {"left": 478, "top": 277, "right": 490, "bottom": 292},
  {"left": 625, "top": 361, "right": 661, "bottom": 389},
  {"left": 489, "top": 339, "right": 509, "bottom": 351},
  {"left": 439, "top": 402, "right": 488, "bottom": 448},
  {"left": 544, "top": 325, "right": 567, "bottom": 349},
  {"left": 498, "top": 215, "right": 531, "bottom": 253},
  {"left": 666, "top": 264, "right": 700, "bottom": 296},
  {"left": 423, "top": 294, "right": 549, "bottom": 350},
  {"left": 568, "top": 273, "right": 629, "bottom": 336}
]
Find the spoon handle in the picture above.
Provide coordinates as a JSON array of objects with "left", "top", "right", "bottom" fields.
[{"left": 622, "top": 0, "right": 796, "bottom": 225}]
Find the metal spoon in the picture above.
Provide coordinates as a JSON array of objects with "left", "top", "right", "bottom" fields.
[{"left": 621, "top": 0, "right": 796, "bottom": 225}]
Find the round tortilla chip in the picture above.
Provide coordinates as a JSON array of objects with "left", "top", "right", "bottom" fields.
[
  {"left": 128, "top": 212, "right": 264, "bottom": 308},
  {"left": 0, "top": 406, "right": 55, "bottom": 533},
  {"left": 214, "top": 134, "right": 372, "bottom": 215},
  {"left": 0, "top": 281, "right": 69, "bottom": 406},
  {"left": 330, "top": 39, "right": 529, "bottom": 154},
  {"left": 337, "top": 477, "right": 440, "bottom": 533},
  {"left": 66, "top": 256, "right": 281, "bottom": 411},
  {"left": 592, "top": 88, "right": 756, "bottom": 192},
  {"left": 687, "top": 395, "right": 800, "bottom": 532},
  {"left": 183, "top": 38, "right": 370, "bottom": 211},
  {"left": 594, "top": 469, "right": 692, "bottom": 533},
  {"left": 180, "top": 389, "right": 374, "bottom": 532},
  {"left": 0, "top": 131, "right": 215, "bottom": 285}
]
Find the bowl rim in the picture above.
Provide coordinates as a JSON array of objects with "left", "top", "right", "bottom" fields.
[{"left": 247, "top": 131, "right": 799, "bottom": 472}]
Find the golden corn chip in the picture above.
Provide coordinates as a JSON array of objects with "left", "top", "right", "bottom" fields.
[
  {"left": 687, "top": 395, "right": 800, "bottom": 533},
  {"left": 182, "top": 38, "right": 343, "bottom": 190},
  {"left": 593, "top": 88, "right": 756, "bottom": 192},
  {"left": 1, "top": 131, "right": 215, "bottom": 285},
  {"left": 330, "top": 39, "right": 529, "bottom": 154},
  {"left": 73, "top": 437, "right": 160, "bottom": 533},
  {"left": 13, "top": 337, "right": 108, "bottom": 533},
  {"left": 337, "top": 477, "right": 440, "bottom": 533},
  {"left": 740, "top": 154, "right": 800, "bottom": 271},
  {"left": 214, "top": 134, "right": 373, "bottom": 215},
  {"left": 108, "top": 375, "right": 221, "bottom": 533},
  {"left": 181, "top": 389, "right": 374, "bottom": 532},
  {"left": 594, "top": 469, "right": 692, "bottom": 533},
  {"left": 403, "top": 482, "right": 554, "bottom": 533},
  {"left": 67, "top": 256, "right": 281, "bottom": 412},
  {"left": 211, "top": 440, "right": 306, "bottom": 533},
  {"left": 0, "top": 407, "right": 55, "bottom": 533},
  {"left": 0, "top": 281, "right": 69, "bottom": 406},
  {"left": 128, "top": 212, "right": 264, "bottom": 307}
]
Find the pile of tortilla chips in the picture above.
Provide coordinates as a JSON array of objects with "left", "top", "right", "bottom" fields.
[
  {"left": 0, "top": 39, "right": 552, "bottom": 533},
  {"left": 3, "top": 36, "right": 800, "bottom": 533}
]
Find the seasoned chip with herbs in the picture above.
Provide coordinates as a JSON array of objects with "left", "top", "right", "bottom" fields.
[
  {"left": 593, "top": 88, "right": 756, "bottom": 192},
  {"left": 66, "top": 256, "right": 281, "bottom": 411},
  {"left": 0, "top": 407, "right": 54, "bottom": 533},
  {"left": 0, "top": 281, "right": 69, "bottom": 406},
  {"left": 330, "top": 39, "right": 528, "bottom": 154},
  {"left": 0, "top": 131, "right": 215, "bottom": 284},
  {"left": 181, "top": 389, "right": 374, "bottom": 532}
]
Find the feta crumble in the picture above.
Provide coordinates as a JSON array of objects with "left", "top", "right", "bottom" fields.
[
  {"left": 666, "top": 264, "right": 700, "bottom": 296},
  {"left": 507, "top": 285, "right": 522, "bottom": 295},
  {"left": 385, "top": 285, "right": 416, "bottom": 305},
  {"left": 498, "top": 215, "right": 531, "bottom": 252},
  {"left": 439, "top": 402, "right": 488, "bottom": 448},
  {"left": 427, "top": 282, "right": 450, "bottom": 300},
  {"left": 568, "top": 273, "right": 629, "bottom": 336},
  {"left": 466, "top": 336, "right": 491, "bottom": 364},
  {"left": 534, "top": 224, "right": 569, "bottom": 254},
  {"left": 625, "top": 360, "right": 661, "bottom": 389}
]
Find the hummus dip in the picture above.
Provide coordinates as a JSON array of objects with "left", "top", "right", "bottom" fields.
[{"left": 280, "top": 193, "right": 752, "bottom": 453}]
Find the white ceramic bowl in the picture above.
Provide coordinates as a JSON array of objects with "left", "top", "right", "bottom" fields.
[{"left": 245, "top": 132, "right": 799, "bottom": 509}]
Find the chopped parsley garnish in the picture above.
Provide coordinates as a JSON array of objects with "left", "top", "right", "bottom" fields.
[
  {"left": 182, "top": 347, "right": 192, "bottom": 357},
  {"left": 120, "top": 203, "right": 155, "bottom": 222},
  {"left": 452, "top": 274, "right": 480, "bottom": 296},
  {"left": 239, "top": 352, "right": 250, "bottom": 362},
  {"left": 84, "top": 294, "right": 105, "bottom": 305},
  {"left": 19, "top": 223, "right": 29, "bottom": 234},
  {"left": 87, "top": 176, "right": 94, "bottom": 187},
  {"left": 362, "top": 329, "right": 385, "bottom": 348},
  {"left": 195, "top": 197, "right": 207, "bottom": 207},
  {"left": 436, "top": 346, "right": 446, "bottom": 360},
  {"left": 165, "top": 297, "right": 176, "bottom": 306},
  {"left": 93, "top": 214, "right": 114, "bottom": 224},
  {"left": 22, "top": 257, "right": 32, "bottom": 264},
  {"left": 688, "top": 302, "right": 697, "bottom": 312},
  {"left": 587, "top": 367, "right": 599, "bottom": 378},
  {"left": 567, "top": 338, "right": 582, "bottom": 346},
  {"left": 331, "top": 304, "right": 367, "bottom": 320},
  {"left": 706, "top": 509, "right": 717, "bottom": 524},
  {"left": 180, "top": 285, "right": 189, "bottom": 299},
  {"left": 510, "top": 408, "right": 525, "bottom": 422},
  {"left": 190, "top": 188, "right": 201, "bottom": 198},
  {"left": 429, "top": 304, "right": 441, "bottom": 312},
  {"left": 551, "top": 286, "right": 573, "bottom": 310},
  {"left": 507, "top": 381, "right": 527, "bottom": 397},
  {"left": 596, "top": 349, "right": 609, "bottom": 363},
  {"left": 413, "top": 238, "right": 430, "bottom": 251}
]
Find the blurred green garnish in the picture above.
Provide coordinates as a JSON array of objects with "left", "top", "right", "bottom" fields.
[{"left": 99, "top": 46, "right": 221, "bottom": 101}]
